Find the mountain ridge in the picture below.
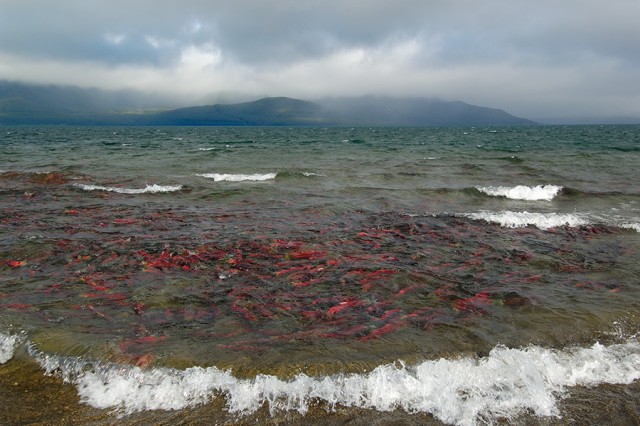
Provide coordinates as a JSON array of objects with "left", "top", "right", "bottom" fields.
[{"left": 0, "top": 81, "right": 536, "bottom": 126}]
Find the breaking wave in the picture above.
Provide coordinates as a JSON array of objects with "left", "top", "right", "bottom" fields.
[
  {"left": 462, "top": 211, "right": 588, "bottom": 230},
  {"left": 476, "top": 185, "right": 563, "bottom": 201},
  {"left": 460, "top": 210, "right": 640, "bottom": 232},
  {"left": 0, "top": 332, "right": 23, "bottom": 364},
  {"left": 73, "top": 183, "right": 183, "bottom": 194},
  {"left": 25, "top": 338, "right": 640, "bottom": 426},
  {"left": 195, "top": 173, "right": 277, "bottom": 182},
  {"left": 622, "top": 223, "right": 640, "bottom": 233}
]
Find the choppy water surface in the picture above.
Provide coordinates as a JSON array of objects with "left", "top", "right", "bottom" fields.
[{"left": 1, "top": 125, "right": 640, "bottom": 425}]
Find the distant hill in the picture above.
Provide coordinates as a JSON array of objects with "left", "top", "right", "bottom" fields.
[
  {"left": 145, "top": 97, "right": 329, "bottom": 126},
  {"left": 144, "top": 96, "right": 535, "bottom": 126},
  {"left": 0, "top": 80, "right": 536, "bottom": 126},
  {"left": 317, "top": 96, "right": 536, "bottom": 126}
]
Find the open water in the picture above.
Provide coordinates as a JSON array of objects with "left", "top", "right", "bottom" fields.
[{"left": 1, "top": 125, "right": 639, "bottom": 425}]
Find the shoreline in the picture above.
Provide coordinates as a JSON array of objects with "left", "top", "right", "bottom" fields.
[{"left": 1, "top": 356, "right": 639, "bottom": 425}]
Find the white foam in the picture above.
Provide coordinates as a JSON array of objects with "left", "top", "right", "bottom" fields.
[
  {"left": 196, "top": 173, "right": 277, "bottom": 182},
  {"left": 29, "top": 339, "right": 640, "bottom": 425},
  {"left": 621, "top": 223, "right": 640, "bottom": 233},
  {"left": 476, "top": 185, "right": 563, "bottom": 201},
  {"left": 302, "top": 172, "right": 326, "bottom": 177},
  {"left": 463, "top": 211, "right": 588, "bottom": 230},
  {"left": 73, "top": 183, "right": 182, "bottom": 194},
  {"left": 0, "top": 332, "right": 22, "bottom": 364}
]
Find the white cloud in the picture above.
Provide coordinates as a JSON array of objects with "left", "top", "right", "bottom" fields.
[{"left": 179, "top": 44, "right": 222, "bottom": 70}]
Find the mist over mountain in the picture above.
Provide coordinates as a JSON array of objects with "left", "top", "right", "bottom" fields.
[
  {"left": 0, "top": 80, "right": 178, "bottom": 125},
  {"left": 317, "top": 96, "right": 537, "bottom": 126},
  {"left": 0, "top": 80, "right": 537, "bottom": 126}
]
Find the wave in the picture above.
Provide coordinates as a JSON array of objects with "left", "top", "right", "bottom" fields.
[
  {"left": 0, "top": 332, "right": 23, "bottom": 364},
  {"left": 476, "top": 185, "right": 563, "bottom": 201},
  {"left": 73, "top": 183, "right": 183, "bottom": 194},
  {"left": 459, "top": 210, "right": 640, "bottom": 233},
  {"left": 461, "top": 211, "right": 588, "bottom": 230},
  {"left": 622, "top": 223, "right": 640, "bottom": 233},
  {"left": 475, "top": 185, "right": 640, "bottom": 200},
  {"left": 195, "top": 173, "right": 277, "bottom": 182},
  {"left": 273, "top": 171, "right": 327, "bottom": 179},
  {"left": 12, "top": 336, "right": 638, "bottom": 425}
]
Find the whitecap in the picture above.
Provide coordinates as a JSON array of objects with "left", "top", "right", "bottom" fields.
[
  {"left": 195, "top": 173, "right": 277, "bottom": 182},
  {"left": 28, "top": 338, "right": 640, "bottom": 425},
  {"left": 621, "top": 223, "right": 640, "bottom": 233},
  {"left": 302, "top": 172, "right": 326, "bottom": 177},
  {"left": 73, "top": 183, "right": 182, "bottom": 194},
  {"left": 476, "top": 185, "right": 563, "bottom": 201},
  {"left": 462, "top": 211, "right": 588, "bottom": 230},
  {"left": 0, "top": 332, "right": 23, "bottom": 364}
]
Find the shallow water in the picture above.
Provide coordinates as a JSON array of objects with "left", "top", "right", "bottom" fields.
[{"left": 1, "top": 125, "right": 639, "bottom": 425}]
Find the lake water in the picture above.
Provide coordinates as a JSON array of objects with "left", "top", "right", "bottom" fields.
[{"left": 1, "top": 125, "right": 639, "bottom": 425}]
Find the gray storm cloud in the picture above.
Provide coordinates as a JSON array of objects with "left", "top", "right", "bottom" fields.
[{"left": 1, "top": 0, "right": 639, "bottom": 120}]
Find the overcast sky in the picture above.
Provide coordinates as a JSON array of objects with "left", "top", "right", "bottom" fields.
[{"left": 1, "top": 0, "right": 639, "bottom": 120}]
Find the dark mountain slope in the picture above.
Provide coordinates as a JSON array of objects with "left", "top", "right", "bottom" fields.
[{"left": 146, "top": 97, "right": 329, "bottom": 126}]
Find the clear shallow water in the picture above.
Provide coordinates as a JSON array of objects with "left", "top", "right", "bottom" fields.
[{"left": 1, "top": 125, "right": 639, "bottom": 425}]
